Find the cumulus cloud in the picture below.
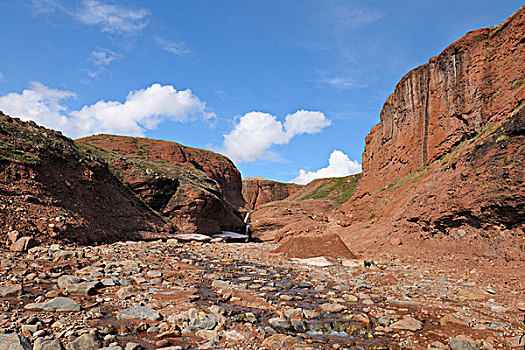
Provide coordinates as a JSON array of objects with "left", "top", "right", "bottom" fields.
[
  {"left": 221, "top": 110, "right": 331, "bottom": 163},
  {"left": 290, "top": 150, "right": 362, "bottom": 185},
  {"left": 76, "top": 0, "right": 149, "bottom": 33},
  {"left": 0, "top": 82, "right": 211, "bottom": 137},
  {"left": 155, "top": 38, "right": 190, "bottom": 56},
  {"left": 70, "top": 84, "right": 209, "bottom": 135},
  {"left": 0, "top": 82, "right": 75, "bottom": 133}
]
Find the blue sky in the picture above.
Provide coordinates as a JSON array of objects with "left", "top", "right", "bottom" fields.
[{"left": 0, "top": 0, "right": 522, "bottom": 183}]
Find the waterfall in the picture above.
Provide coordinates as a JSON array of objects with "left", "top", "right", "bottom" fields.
[{"left": 244, "top": 212, "right": 251, "bottom": 242}]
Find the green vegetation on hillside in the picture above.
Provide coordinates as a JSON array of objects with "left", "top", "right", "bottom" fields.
[
  {"left": 297, "top": 174, "right": 361, "bottom": 206},
  {"left": 77, "top": 141, "right": 219, "bottom": 196},
  {"left": 510, "top": 79, "right": 524, "bottom": 89},
  {"left": 0, "top": 140, "right": 41, "bottom": 165}
]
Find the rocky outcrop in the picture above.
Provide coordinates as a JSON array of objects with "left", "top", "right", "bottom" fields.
[
  {"left": 247, "top": 175, "right": 361, "bottom": 241},
  {"left": 336, "top": 6, "right": 525, "bottom": 243},
  {"left": 357, "top": 6, "right": 525, "bottom": 195},
  {"left": 287, "top": 175, "right": 361, "bottom": 205},
  {"left": 242, "top": 178, "right": 302, "bottom": 210},
  {"left": 78, "top": 135, "right": 246, "bottom": 234},
  {"left": 0, "top": 113, "right": 166, "bottom": 245}
]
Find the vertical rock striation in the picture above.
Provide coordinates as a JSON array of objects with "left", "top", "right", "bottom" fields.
[
  {"left": 359, "top": 6, "right": 524, "bottom": 195},
  {"left": 335, "top": 6, "right": 525, "bottom": 241}
]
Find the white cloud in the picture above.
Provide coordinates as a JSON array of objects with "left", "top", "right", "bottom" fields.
[
  {"left": 0, "top": 82, "right": 211, "bottom": 138},
  {"left": 315, "top": 70, "right": 367, "bottom": 90},
  {"left": 318, "top": 75, "right": 355, "bottom": 89},
  {"left": 156, "top": 38, "right": 190, "bottom": 56},
  {"left": 290, "top": 150, "right": 361, "bottom": 185},
  {"left": 0, "top": 72, "right": 4, "bottom": 82},
  {"left": 76, "top": 0, "right": 149, "bottom": 34},
  {"left": 91, "top": 48, "right": 119, "bottom": 66},
  {"left": 284, "top": 110, "right": 330, "bottom": 136},
  {"left": 221, "top": 110, "right": 331, "bottom": 163},
  {"left": 87, "top": 48, "right": 121, "bottom": 78},
  {"left": 70, "top": 84, "right": 208, "bottom": 135},
  {"left": 0, "top": 82, "right": 75, "bottom": 133}
]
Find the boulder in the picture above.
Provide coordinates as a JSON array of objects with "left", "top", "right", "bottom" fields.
[
  {"left": 390, "top": 316, "right": 423, "bottom": 331},
  {"left": 117, "top": 306, "right": 162, "bottom": 321},
  {"left": 0, "top": 284, "right": 22, "bottom": 297},
  {"left": 25, "top": 297, "right": 81, "bottom": 312},
  {"left": 0, "top": 334, "right": 31, "bottom": 350},
  {"left": 10, "top": 237, "right": 38, "bottom": 252},
  {"left": 66, "top": 333, "right": 101, "bottom": 350}
]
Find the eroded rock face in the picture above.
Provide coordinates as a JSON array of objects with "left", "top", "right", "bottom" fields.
[
  {"left": 337, "top": 6, "right": 525, "bottom": 238},
  {"left": 78, "top": 135, "right": 246, "bottom": 234},
  {"left": 0, "top": 114, "right": 166, "bottom": 245},
  {"left": 242, "top": 178, "right": 302, "bottom": 210},
  {"left": 357, "top": 6, "right": 525, "bottom": 195}
]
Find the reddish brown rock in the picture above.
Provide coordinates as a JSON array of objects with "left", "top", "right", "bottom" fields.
[
  {"left": 242, "top": 177, "right": 302, "bottom": 210},
  {"left": 334, "top": 6, "right": 525, "bottom": 251},
  {"left": 273, "top": 233, "right": 357, "bottom": 260},
  {"left": 247, "top": 175, "right": 361, "bottom": 242},
  {"left": 357, "top": 7, "right": 525, "bottom": 195},
  {"left": 78, "top": 135, "right": 247, "bottom": 234},
  {"left": 0, "top": 114, "right": 166, "bottom": 245}
]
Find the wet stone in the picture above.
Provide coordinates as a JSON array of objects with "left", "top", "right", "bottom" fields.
[
  {"left": 262, "top": 334, "right": 300, "bottom": 349},
  {"left": 268, "top": 317, "right": 290, "bottom": 330},
  {"left": 319, "top": 302, "right": 346, "bottom": 313},
  {"left": 290, "top": 318, "right": 306, "bottom": 333}
]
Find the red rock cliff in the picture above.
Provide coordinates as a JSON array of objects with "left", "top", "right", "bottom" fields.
[
  {"left": 333, "top": 6, "right": 524, "bottom": 250},
  {"left": 78, "top": 135, "right": 247, "bottom": 234},
  {"left": 359, "top": 6, "right": 525, "bottom": 196},
  {"left": 242, "top": 178, "right": 302, "bottom": 210},
  {"left": 0, "top": 114, "right": 166, "bottom": 245}
]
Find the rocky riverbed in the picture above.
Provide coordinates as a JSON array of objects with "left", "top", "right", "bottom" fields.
[{"left": 0, "top": 240, "right": 524, "bottom": 349}]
